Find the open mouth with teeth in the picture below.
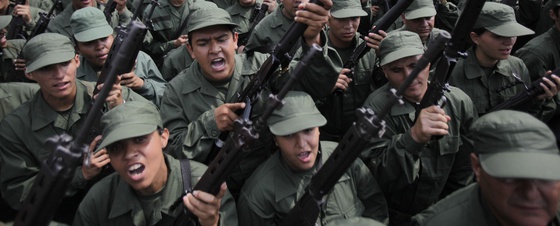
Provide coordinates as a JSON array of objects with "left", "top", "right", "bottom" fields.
[
  {"left": 128, "top": 163, "right": 145, "bottom": 180},
  {"left": 211, "top": 58, "right": 225, "bottom": 70},
  {"left": 297, "top": 151, "right": 312, "bottom": 163}
]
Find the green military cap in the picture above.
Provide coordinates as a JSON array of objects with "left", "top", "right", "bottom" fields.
[
  {"left": 267, "top": 91, "right": 326, "bottom": 136},
  {"left": 97, "top": 101, "right": 163, "bottom": 151},
  {"left": 0, "top": 15, "right": 11, "bottom": 30},
  {"left": 326, "top": 217, "right": 386, "bottom": 226},
  {"left": 71, "top": 7, "right": 113, "bottom": 42},
  {"left": 186, "top": 1, "right": 237, "bottom": 34},
  {"left": 22, "top": 33, "right": 76, "bottom": 73},
  {"left": 331, "top": 0, "right": 367, "bottom": 18},
  {"left": 474, "top": 2, "right": 534, "bottom": 37},
  {"left": 472, "top": 110, "right": 560, "bottom": 181},
  {"left": 379, "top": 30, "right": 424, "bottom": 66},
  {"left": 403, "top": 0, "right": 436, "bottom": 20}
]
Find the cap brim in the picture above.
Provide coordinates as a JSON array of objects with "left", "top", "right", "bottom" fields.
[
  {"left": 96, "top": 124, "right": 157, "bottom": 152},
  {"left": 74, "top": 26, "right": 113, "bottom": 42},
  {"left": 26, "top": 51, "right": 76, "bottom": 73},
  {"left": 404, "top": 8, "right": 436, "bottom": 20},
  {"left": 331, "top": 9, "right": 368, "bottom": 18},
  {"left": 486, "top": 22, "right": 534, "bottom": 37},
  {"left": 0, "top": 15, "right": 12, "bottom": 30},
  {"left": 480, "top": 152, "right": 560, "bottom": 180},
  {"left": 380, "top": 48, "right": 424, "bottom": 66},
  {"left": 188, "top": 20, "right": 238, "bottom": 34},
  {"left": 269, "top": 114, "right": 327, "bottom": 136}
]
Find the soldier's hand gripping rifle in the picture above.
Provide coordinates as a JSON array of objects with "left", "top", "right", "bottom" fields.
[
  {"left": 238, "top": 3, "right": 269, "bottom": 46},
  {"left": 280, "top": 32, "right": 450, "bottom": 226},
  {"left": 489, "top": 68, "right": 560, "bottom": 112},
  {"left": 414, "top": 0, "right": 485, "bottom": 140},
  {"left": 103, "top": 0, "right": 117, "bottom": 24},
  {"left": 12, "top": 21, "right": 147, "bottom": 226},
  {"left": 171, "top": 44, "right": 323, "bottom": 226},
  {"left": 333, "top": 0, "right": 413, "bottom": 95},
  {"left": 6, "top": 0, "right": 27, "bottom": 40},
  {"left": 204, "top": 0, "right": 326, "bottom": 163}
]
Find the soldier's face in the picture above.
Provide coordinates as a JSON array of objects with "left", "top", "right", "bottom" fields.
[
  {"left": 187, "top": 25, "right": 238, "bottom": 83},
  {"left": 26, "top": 55, "right": 80, "bottom": 104},
  {"left": 72, "top": 0, "right": 95, "bottom": 9},
  {"left": 239, "top": 0, "right": 256, "bottom": 7},
  {"left": 472, "top": 154, "right": 560, "bottom": 226},
  {"left": 327, "top": 16, "right": 360, "bottom": 46},
  {"left": 107, "top": 129, "right": 170, "bottom": 196},
  {"left": 402, "top": 16, "right": 434, "bottom": 43},
  {"left": 470, "top": 30, "right": 516, "bottom": 65},
  {"left": 76, "top": 35, "right": 113, "bottom": 68},
  {"left": 0, "top": 0, "right": 8, "bottom": 10},
  {"left": 382, "top": 55, "right": 429, "bottom": 103},
  {"left": 274, "top": 127, "right": 320, "bottom": 172},
  {"left": 281, "top": 0, "right": 308, "bottom": 18}
]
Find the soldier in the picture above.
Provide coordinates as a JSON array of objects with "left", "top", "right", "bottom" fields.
[
  {"left": 159, "top": 0, "right": 336, "bottom": 199},
  {"left": 0, "top": 0, "right": 46, "bottom": 37},
  {"left": 226, "top": 0, "right": 276, "bottom": 52},
  {"left": 412, "top": 110, "right": 560, "bottom": 226},
  {"left": 0, "top": 33, "right": 147, "bottom": 224},
  {"left": 515, "top": 0, "right": 560, "bottom": 144},
  {"left": 74, "top": 101, "right": 238, "bottom": 225},
  {"left": 393, "top": 0, "right": 445, "bottom": 47},
  {"left": 237, "top": 91, "right": 388, "bottom": 225},
  {"left": 70, "top": 7, "right": 167, "bottom": 106},
  {"left": 361, "top": 30, "right": 478, "bottom": 225},
  {"left": 0, "top": 15, "right": 25, "bottom": 82},
  {"left": 47, "top": 0, "right": 132, "bottom": 39},
  {"left": 448, "top": 2, "right": 560, "bottom": 120},
  {"left": 316, "top": 0, "right": 385, "bottom": 141}
]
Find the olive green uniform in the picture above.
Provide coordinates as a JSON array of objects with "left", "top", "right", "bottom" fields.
[
  {"left": 76, "top": 51, "right": 167, "bottom": 106},
  {"left": 361, "top": 84, "right": 477, "bottom": 225},
  {"left": 449, "top": 48, "right": 556, "bottom": 120},
  {"left": 411, "top": 183, "right": 560, "bottom": 226},
  {"left": 0, "top": 81, "right": 147, "bottom": 210},
  {"left": 47, "top": 3, "right": 132, "bottom": 39},
  {"left": 207, "top": 0, "right": 235, "bottom": 9},
  {"left": 244, "top": 4, "right": 298, "bottom": 54},
  {"left": 317, "top": 32, "right": 383, "bottom": 141},
  {"left": 0, "top": 39, "right": 25, "bottom": 82},
  {"left": 160, "top": 45, "right": 193, "bottom": 81},
  {"left": 0, "top": 82, "right": 39, "bottom": 121},
  {"left": 73, "top": 154, "right": 238, "bottom": 226},
  {"left": 237, "top": 141, "right": 389, "bottom": 225},
  {"left": 141, "top": 0, "right": 191, "bottom": 59}
]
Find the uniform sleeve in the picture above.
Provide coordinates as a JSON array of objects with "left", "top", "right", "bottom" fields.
[
  {"left": 275, "top": 32, "right": 339, "bottom": 100},
  {"left": 352, "top": 158, "right": 389, "bottom": 223},
  {"left": 132, "top": 52, "right": 168, "bottom": 106},
  {"left": 0, "top": 120, "right": 38, "bottom": 209},
  {"left": 159, "top": 83, "right": 219, "bottom": 161}
]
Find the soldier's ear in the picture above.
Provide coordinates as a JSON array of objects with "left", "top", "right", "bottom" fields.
[
  {"left": 469, "top": 32, "right": 479, "bottom": 46},
  {"left": 470, "top": 153, "right": 481, "bottom": 181},
  {"left": 186, "top": 43, "right": 196, "bottom": 59}
]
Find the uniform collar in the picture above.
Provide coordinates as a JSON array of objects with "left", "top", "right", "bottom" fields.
[
  {"left": 464, "top": 48, "right": 515, "bottom": 81},
  {"left": 30, "top": 81, "right": 91, "bottom": 131}
]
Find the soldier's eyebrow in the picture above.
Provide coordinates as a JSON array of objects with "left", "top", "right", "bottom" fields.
[{"left": 195, "top": 32, "right": 230, "bottom": 43}]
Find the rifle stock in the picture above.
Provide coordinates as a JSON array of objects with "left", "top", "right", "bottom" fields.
[
  {"left": 172, "top": 44, "right": 323, "bottom": 226},
  {"left": 6, "top": 0, "right": 27, "bottom": 40},
  {"left": 489, "top": 68, "right": 560, "bottom": 112},
  {"left": 280, "top": 32, "right": 450, "bottom": 226}
]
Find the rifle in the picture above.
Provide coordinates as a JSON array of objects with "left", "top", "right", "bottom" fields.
[
  {"left": 103, "top": 0, "right": 117, "bottom": 24},
  {"left": 29, "top": 0, "right": 60, "bottom": 38},
  {"left": 489, "top": 68, "right": 560, "bottom": 112},
  {"left": 329, "top": 0, "right": 413, "bottom": 139},
  {"left": 280, "top": 32, "right": 450, "bottom": 226},
  {"left": 6, "top": 0, "right": 27, "bottom": 40},
  {"left": 204, "top": 0, "right": 325, "bottom": 164},
  {"left": 12, "top": 21, "right": 147, "bottom": 226},
  {"left": 93, "top": 0, "right": 149, "bottom": 96},
  {"left": 238, "top": 3, "right": 268, "bottom": 46},
  {"left": 414, "top": 0, "right": 486, "bottom": 140},
  {"left": 172, "top": 44, "right": 323, "bottom": 226}
]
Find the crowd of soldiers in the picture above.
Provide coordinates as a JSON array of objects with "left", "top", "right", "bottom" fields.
[{"left": 0, "top": 0, "right": 560, "bottom": 225}]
